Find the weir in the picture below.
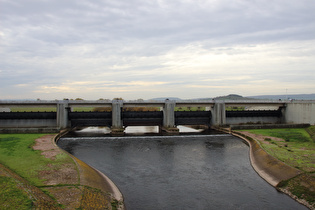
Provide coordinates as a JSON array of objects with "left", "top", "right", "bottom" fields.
[{"left": 1, "top": 99, "right": 314, "bottom": 134}]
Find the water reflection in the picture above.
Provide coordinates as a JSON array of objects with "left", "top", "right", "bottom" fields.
[
  {"left": 67, "top": 125, "right": 210, "bottom": 137},
  {"left": 125, "top": 126, "right": 159, "bottom": 134}
]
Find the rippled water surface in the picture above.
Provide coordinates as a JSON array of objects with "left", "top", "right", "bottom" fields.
[{"left": 58, "top": 130, "right": 306, "bottom": 210}]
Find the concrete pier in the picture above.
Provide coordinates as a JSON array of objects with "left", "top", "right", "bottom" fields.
[
  {"left": 57, "top": 101, "right": 69, "bottom": 129},
  {"left": 111, "top": 100, "right": 124, "bottom": 136},
  {"left": 162, "top": 100, "right": 179, "bottom": 134},
  {"left": 211, "top": 102, "right": 226, "bottom": 126}
]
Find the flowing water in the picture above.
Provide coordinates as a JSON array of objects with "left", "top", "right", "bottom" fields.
[{"left": 58, "top": 127, "right": 306, "bottom": 210}]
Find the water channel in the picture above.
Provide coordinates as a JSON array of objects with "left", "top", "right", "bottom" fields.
[{"left": 58, "top": 126, "right": 307, "bottom": 210}]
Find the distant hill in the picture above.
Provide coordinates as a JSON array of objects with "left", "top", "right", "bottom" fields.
[
  {"left": 213, "top": 94, "right": 255, "bottom": 100},
  {"left": 249, "top": 94, "right": 315, "bottom": 100},
  {"left": 192, "top": 94, "right": 315, "bottom": 101},
  {"left": 148, "top": 94, "right": 315, "bottom": 101},
  {"left": 194, "top": 94, "right": 255, "bottom": 101},
  {"left": 150, "top": 97, "right": 182, "bottom": 101}
]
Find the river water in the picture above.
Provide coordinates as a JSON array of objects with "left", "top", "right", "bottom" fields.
[{"left": 58, "top": 127, "right": 306, "bottom": 210}]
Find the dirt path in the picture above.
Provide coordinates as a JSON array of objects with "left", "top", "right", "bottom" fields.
[
  {"left": 33, "top": 134, "right": 82, "bottom": 209},
  {"left": 0, "top": 162, "right": 62, "bottom": 209}
]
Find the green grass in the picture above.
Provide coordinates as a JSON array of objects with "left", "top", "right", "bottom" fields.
[
  {"left": 175, "top": 107, "right": 206, "bottom": 111},
  {"left": 0, "top": 176, "right": 33, "bottom": 209},
  {"left": 10, "top": 107, "right": 57, "bottom": 112},
  {"left": 10, "top": 107, "right": 96, "bottom": 112},
  {"left": 246, "top": 128, "right": 312, "bottom": 142},
  {"left": 226, "top": 106, "right": 245, "bottom": 111},
  {"left": 241, "top": 126, "right": 315, "bottom": 206},
  {"left": 72, "top": 107, "right": 94, "bottom": 112},
  {"left": 0, "top": 134, "right": 74, "bottom": 186},
  {"left": 306, "top": 126, "right": 315, "bottom": 142},
  {"left": 10, "top": 107, "right": 97, "bottom": 112},
  {"left": 0, "top": 134, "right": 51, "bottom": 185},
  {"left": 243, "top": 127, "right": 315, "bottom": 172}
]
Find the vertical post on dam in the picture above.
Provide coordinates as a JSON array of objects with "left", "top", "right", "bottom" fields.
[
  {"left": 162, "top": 99, "right": 179, "bottom": 134},
  {"left": 57, "top": 100, "right": 69, "bottom": 130},
  {"left": 212, "top": 102, "right": 226, "bottom": 126},
  {"left": 111, "top": 99, "right": 124, "bottom": 136}
]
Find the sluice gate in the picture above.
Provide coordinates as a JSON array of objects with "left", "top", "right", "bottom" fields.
[{"left": 68, "top": 112, "right": 112, "bottom": 127}]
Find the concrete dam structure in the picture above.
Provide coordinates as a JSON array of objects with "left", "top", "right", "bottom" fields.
[{"left": 0, "top": 99, "right": 314, "bottom": 134}]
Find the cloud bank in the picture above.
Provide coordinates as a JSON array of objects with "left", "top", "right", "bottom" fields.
[{"left": 1, "top": 0, "right": 315, "bottom": 99}]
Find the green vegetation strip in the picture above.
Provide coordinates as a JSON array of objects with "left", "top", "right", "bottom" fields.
[
  {"left": 0, "top": 134, "right": 51, "bottom": 186},
  {"left": 10, "top": 107, "right": 94, "bottom": 112},
  {"left": 0, "top": 176, "right": 33, "bottom": 209},
  {"left": 0, "top": 133, "right": 119, "bottom": 209},
  {"left": 10, "top": 107, "right": 57, "bottom": 112},
  {"left": 0, "top": 134, "right": 76, "bottom": 187},
  {"left": 243, "top": 128, "right": 315, "bottom": 172},
  {"left": 242, "top": 126, "right": 315, "bottom": 207}
]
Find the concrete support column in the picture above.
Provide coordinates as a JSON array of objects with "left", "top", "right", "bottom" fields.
[
  {"left": 162, "top": 100, "right": 179, "bottom": 134},
  {"left": 57, "top": 101, "right": 69, "bottom": 130},
  {"left": 280, "top": 106, "right": 286, "bottom": 124},
  {"left": 111, "top": 100, "right": 124, "bottom": 136},
  {"left": 211, "top": 102, "right": 226, "bottom": 126},
  {"left": 283, "top": 102, "right": 315, "bottom": 125}
]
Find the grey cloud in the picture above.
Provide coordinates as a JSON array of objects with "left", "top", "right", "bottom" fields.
[
  {"left": 3, "top": 0, "right": 314, "bottom": 49},
  {"left": 1, "top": 0, "right": 315, "bottom": 99}
]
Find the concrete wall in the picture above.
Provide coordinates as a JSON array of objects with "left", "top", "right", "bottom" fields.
[
  {"left": 0, "top": 119, "right": 57, "bottom": 128},
  {"left": 284, "top": 102, "right": 315, "bottom": 125},
  {"left": 226, "top": 116, "right": 281, "bottom": 125}
]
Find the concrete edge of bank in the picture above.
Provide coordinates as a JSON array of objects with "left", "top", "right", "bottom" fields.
[
  {"left": 53, "top": 130, "right": 125, "bottom": 209},
  {"left": 213, "top": 127, "right": 302, "bottom": 187},
  {"left": 232, "top": 131, "right": 302, "bottom": 187},
  {"left": 226, "top": 129, "right": 315, "bottom": 209}
]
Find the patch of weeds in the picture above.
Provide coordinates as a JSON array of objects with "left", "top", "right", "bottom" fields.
[
  {"left": 285, "top": 173, "right": 315, "bottom": 205},
  {"left": 111, "top": 199, "right": 119, "bottom": 210},
  {"left": 277, "top": 179, "right": 289, "bottom": 188},
  {"left": 0, "top": 176, "right": 33, "bottom": 209},
  {"left": 79, "top": 186, "right": 111, "bottom": 209},
  {"left": 306, "top": 125, "right": 315, "bottom": 142},
  {"left": 264, "top": 138, "right": 272, "bottom": 141}
]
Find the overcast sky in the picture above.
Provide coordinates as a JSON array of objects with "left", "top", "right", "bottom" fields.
[{"left": 1, "top": 0, "right": 315, "bottom": 100}]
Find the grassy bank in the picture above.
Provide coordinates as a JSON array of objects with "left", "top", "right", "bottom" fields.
[
  {"left": 0, "top": 134, "right": 120, "bottom": 209},
  {"left": 0, "top": 134, "right": 50, "bottom": 185},
  {"left": 0, "top": 134, "right": 63, "bottom": 209},
  {"left": 242, "top": 126, "right": 315, "bottom": 207},
  {"left": 243, "top": 128, "right": 314, "bottom": 172},
  {"left": 0, "top": 176, "right": 33, "bottom": 209},
  {"left": 0, "top": 134, "right": 74, "bottom": 186}
]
